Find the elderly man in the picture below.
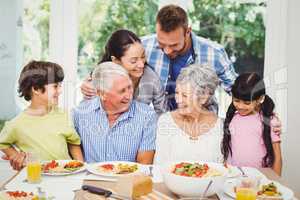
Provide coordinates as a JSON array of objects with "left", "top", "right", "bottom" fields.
[{"left": 72, "top": 62, "right": 156, "bottom": 164}]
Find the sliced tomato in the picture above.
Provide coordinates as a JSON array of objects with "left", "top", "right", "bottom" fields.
[
  {"left": 175, "top": 163, "right": 184, "bottom": 168},
  {"left": 100, "top": 164, "right": 114, "bottom": 170}
]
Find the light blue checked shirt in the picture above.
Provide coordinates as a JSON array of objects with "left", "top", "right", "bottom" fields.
[
  {"left": 72, "top": 97, "right": 157, "bottom": 163},
  {"left": 142, "top": 32, "right": 238, "bottom": 112}
]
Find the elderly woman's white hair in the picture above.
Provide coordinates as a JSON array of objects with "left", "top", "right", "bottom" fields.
[
  {"left": 92, "top": 61, "right": 131, "bottom": 91},
  {"left": 176, "top": 64, "right": 219, "bottom": 105}
]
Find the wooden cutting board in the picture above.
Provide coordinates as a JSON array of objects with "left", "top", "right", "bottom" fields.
[
  {"left": 74, "top": 180, "right": 219, "bottom": 200},
  {"left": 74, "top": 180, "right": 175, "bottom": 200}
]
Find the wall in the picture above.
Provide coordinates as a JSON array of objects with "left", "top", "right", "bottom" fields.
[
  {"left": 284, "top": 0, "right": 300, "bottom": 194},
  {"left": 49, "top": 0, "right": 78, "bottom": 111},
  {"left": 265, "top": 0, "right": 300, "bottom": 195},
  {"left": 0, "top": 0, "right": 23, "bottom": 119}
]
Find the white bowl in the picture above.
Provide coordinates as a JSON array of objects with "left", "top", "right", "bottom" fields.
[{"left": 162, "top": 161, "right": 228, "bottom": 197}]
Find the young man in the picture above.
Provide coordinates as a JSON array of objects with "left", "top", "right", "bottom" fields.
[
  {"left": 142, "top": 4, "right": 237, "bottom": 112},
  {"left": 73, "top": 62, "right": 156, "bottom": 164},
  {"left": 0, "top": 61, "right": 83, "bottom": 170}
]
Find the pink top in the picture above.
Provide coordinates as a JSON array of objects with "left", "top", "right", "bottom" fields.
[{"left": 227, "top": 112, "right": 280, "bottom": 168}]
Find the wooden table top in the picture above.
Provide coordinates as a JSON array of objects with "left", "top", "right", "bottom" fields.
[{"left": 74, "top": 168, "right": 299, "bottom": 200}]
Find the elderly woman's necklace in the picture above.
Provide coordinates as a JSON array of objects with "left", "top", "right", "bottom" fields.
[
  {"left": 189, "top": 135, "right": 199, "bottom": 140},
  {"left": 182, "top": 120, "right": 202, "bottom": 140}
]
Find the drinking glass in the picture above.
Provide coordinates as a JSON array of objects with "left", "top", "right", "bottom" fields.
[
  {"left": 26, "top": 152, "right": 42, "bottom": 183},
  {"left": 235, "top": 176, "right": 260, "bottom": 200}
]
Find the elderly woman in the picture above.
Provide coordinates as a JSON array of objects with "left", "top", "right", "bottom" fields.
[{"left": 154, "top": 64, "right": 222, "bottom": 165}]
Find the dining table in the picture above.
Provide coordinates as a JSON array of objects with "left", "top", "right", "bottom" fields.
[{"left": 0, "top": 159, "right": 299, "bottom": 200}]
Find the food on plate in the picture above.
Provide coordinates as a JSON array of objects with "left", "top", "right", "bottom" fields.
[
  {"left": 232, "top": 182, "right": 283, "bottom": 200},
  {"left": 98, "top": 163, "right": 138, "bottom": 174},
  {"left": 99, "top": 164, "right": 114, "bottom": 172},
  {"left": 117, "top": 163, "right": 138, "bottom": 174},
  {"left": 42, "top": 160, "right": 59, "bottom": 172},
  {"left": 116, "top": 174, "right": 153, "bottom": 198},
  {"left": 42, "top": 160, "right": 84, "bottom": 173},
  {"left": 0, "top": 191, "right": 36, "bottom": 200},
  {"left": 172, "top": 162, "right": 222, "bottom": 177},
  {"left": 63, "top": 160, "right": 84, "bottom": 171},
  {"left": 257, "top": 182, "right": 283, "bottom": 199}
]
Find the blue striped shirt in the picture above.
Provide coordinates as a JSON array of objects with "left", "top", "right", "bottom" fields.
[{"left": 72, "top": 97, "right": 157, "bottom": 163}]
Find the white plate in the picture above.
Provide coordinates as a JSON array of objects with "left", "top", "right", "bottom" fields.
[
  {"left": 86, "top": 161, "right": 141, "bottom": 177},
  {"left": 42, "top": 160, "right": 86, "bottom": 176},
  {"left": 223, "top": 179, "right": 294, "bottom": 200}
]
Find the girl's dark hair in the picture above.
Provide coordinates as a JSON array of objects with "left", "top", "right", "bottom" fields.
[
  {"left": 99, "top": 29, "right": 141, "bottom": 64},
  {"left": 221, "top": 72, "right": 275, "bottom": 167},
  {"left": 18, "top": 60, "right": 64, "bottom": 101}
]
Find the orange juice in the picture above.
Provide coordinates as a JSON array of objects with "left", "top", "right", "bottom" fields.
[
  {"left": 236, "top": 188, "right": 256, "bottom": 200},
  {"left": 27, "top": 162, "right": 41, "bottom": 183}
]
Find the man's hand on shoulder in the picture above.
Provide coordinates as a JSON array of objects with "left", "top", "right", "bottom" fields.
[{"left": 272, "top": 114, "right": 282, "bottom": 136}]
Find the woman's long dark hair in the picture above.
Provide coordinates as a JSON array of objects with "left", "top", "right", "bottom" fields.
[
  {"left": 99, "top": 29, "right": 141, "bottom": 64},
  {"left": 221, "top": 72, "right": 275, "bottom": 167}
]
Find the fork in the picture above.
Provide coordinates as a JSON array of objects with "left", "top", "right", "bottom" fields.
[
  {"left": 202, "top": 180, "right": 213, "bottom": 198},
  {"left": 148, "top": 166, "right": 154, "bottom": 177},
  {"left": 238, "top": 166, "right": 247, "bottom": 177},
  {"left": 0, "top": 185, "right": 7, "bottom": 191}
]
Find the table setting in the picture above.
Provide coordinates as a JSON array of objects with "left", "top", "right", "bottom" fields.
[{"left": 0, "top": 159, "right": 298, "bottom": 200}]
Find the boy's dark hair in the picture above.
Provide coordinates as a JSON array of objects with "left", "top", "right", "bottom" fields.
[
  {"left": 100, "top": 29, "right": 141, "bottom": 64},
  {"left": 156, "top": 4, "right": 188, "bottom": 32},
  {"left": 221, "top": 72, "right": 276, "bottom": 167},
  {"left": 18, "top": 60, "right": 64, "bottom": 101}
]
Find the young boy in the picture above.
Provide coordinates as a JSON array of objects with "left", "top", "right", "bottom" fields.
[{"left": 0, "top": 61, "right": 83, "bottom": 170}]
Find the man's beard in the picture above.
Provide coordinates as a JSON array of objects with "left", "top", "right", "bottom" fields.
[{"left": 167, "top": 36, "right": 189, "bottom": 59}]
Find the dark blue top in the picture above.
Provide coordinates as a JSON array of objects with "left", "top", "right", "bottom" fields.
[{"left": 165, "top": 47, "right": 194, "bottom": 110}]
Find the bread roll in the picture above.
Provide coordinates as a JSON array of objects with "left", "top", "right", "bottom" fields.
[{"left": 115, "top": 173, "right": 153, "bottom": 198}]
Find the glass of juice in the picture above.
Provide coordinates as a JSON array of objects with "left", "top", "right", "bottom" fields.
[
  {"left": 235, "top": 176, "right": 260, "bottom": 200},
  {"left": 236, "top": 188, "right": 257, "bottom": 200},
  {"left": 26, "top": 152, "right": 42, "bottom": 183}
]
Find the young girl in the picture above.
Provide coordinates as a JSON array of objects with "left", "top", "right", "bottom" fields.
[{"left": 222, "top": 72, "right": 282, "bottom": 175}]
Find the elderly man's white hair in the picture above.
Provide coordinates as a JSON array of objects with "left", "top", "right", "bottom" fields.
[
  {"left": 176, "top": 64, "right": 219, "bottom": 98},
  {"left": 92, "top": 61, "right": 130, "bottom": 91}
]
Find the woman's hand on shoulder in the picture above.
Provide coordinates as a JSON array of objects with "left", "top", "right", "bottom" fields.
[{"left": 80, "top": 76, "right": 96, "bottom": 99}]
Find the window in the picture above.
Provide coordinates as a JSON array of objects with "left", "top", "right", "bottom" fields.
[
  {"left": 189, "top": 0, "right": 266, "bottom": 77},
  {"left": 77, "top": 0, "right": 158, "bottom": 79},
  {"left": 23, "top": 0, "right": 50, "bottom": 64}
]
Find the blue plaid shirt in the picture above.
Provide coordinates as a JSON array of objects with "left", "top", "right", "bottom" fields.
[
  {"left": 72, "top": 97, "right": 157, "bottom": 163},
  {"left": 142, "top": 32, "right": 238, "bottom": 112}
]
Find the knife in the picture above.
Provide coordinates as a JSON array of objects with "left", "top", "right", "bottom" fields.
[{"left": 82, "top": 185, "right": 131, "bottom": 200}]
